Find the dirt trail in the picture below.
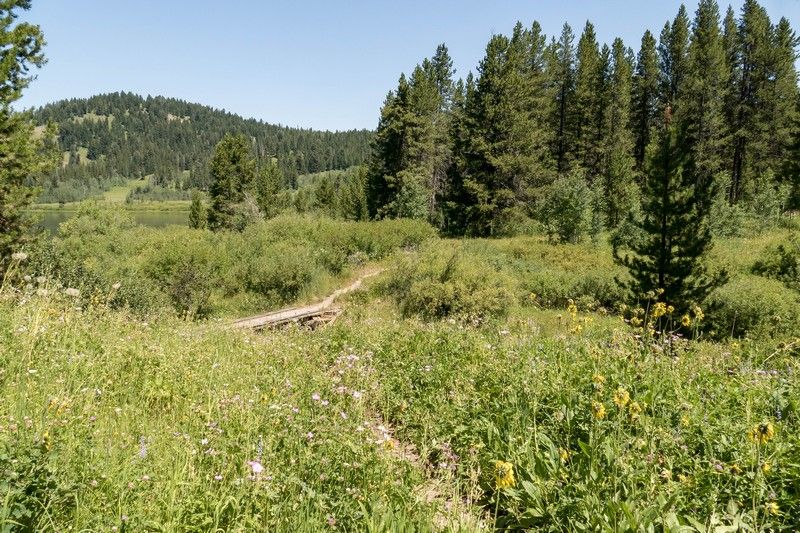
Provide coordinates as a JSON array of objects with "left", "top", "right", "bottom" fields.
[{"left": 231, "top": 269, "right": 383, "bottom": 330}]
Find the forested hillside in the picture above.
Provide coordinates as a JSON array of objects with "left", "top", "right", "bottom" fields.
[
  {"left": 367, "top": 0, "right": 800, "bottom": 236},
  {"left": 31, "top": 92, "right": 373, "bottom": 203}
]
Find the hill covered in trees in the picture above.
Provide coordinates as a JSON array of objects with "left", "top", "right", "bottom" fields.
[
  {"left": 31, "top": 92, "right": 373, "bottom": 203},
  {"left": 366, "top": 0, "right": 800, "bottom": 237}
]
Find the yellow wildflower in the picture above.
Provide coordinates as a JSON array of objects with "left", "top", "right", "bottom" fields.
[
  {"left": 591, "top": 401, "right": 607, "bottom": 420},
  {"left": 748, "top": 422, "right": 775, "bottom": 445},
  {"left": 765, "top": 502, "right": 779, "bottom": 516},
  {"left": 730, "top": 463, "right": 742, "bottom": 474},
  {"left": 493, "top": 460, "right": 515, "bottom": 490},
  {"left": 681, "top": 315, "right": 691, "bottom": 327},
  {"left": 761, "top": 461, "right": 771, "bottom": 474},
  {"left": 666, "top": 305, "right": 675, "bottom": 314},
  {"left": 42, "top": 431, "right": 52, "bottom": 451},
  {"left": 592, "top": 374, "right": 606, "bottom": 385},
  {"left": 567, "top": 299, "right": 578, "bottom": 319},
  {"left": 651, "top": 302, "right": 667, "bottom": 319},
  {"left": 613, "top": 387, "right": 630, "bottom": 408},
  {"left": 692, "top": 305, "right": 704, "bottom": 321},
  {"left": 630, "top": 317, "right": 643, "bottom": 327},
  {"left": 680, "top": 414, "right": 690, "bottom": 427},
  {"left": 628, "top": 401, "right": 643, "bottom": 420},
  {"left": 558, "top": 448, "right": 569, "bottom": 463},
  {"left": 657, "top": 288, "right": 665, "bottom": 296}
]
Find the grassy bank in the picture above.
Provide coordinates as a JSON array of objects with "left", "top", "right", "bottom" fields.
[{"left": 1, "top": 275, "right": 797, "bottom": 530}]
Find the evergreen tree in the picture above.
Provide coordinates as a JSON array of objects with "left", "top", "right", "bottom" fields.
[
  {"left": 658, "top": 5, "right": 691, "bottom": 110},
  {"left": 188, "top": 190, "right": 207, "bottom": 229},
  {"left": 337, "top": 166, "right": 369, "bottom": 220},
  {"left": 451, "top": 23, "right": 554, "bottom": 235},
  {"left": 680, "top": 0, "right": 728, "bottom": 207},
  {"left": 0, "top": 0, "right": 54, "bottom": 270},
  {"left": 207, "top": 133, "right": 256, "bottom": 231},
  {"left": 365, "top": 44, "right": 455, "bottom": 223},
  {"left": 614, "top": 107, "right": 724, "bottom": 312},
  {"left": 766, "top": 17, "right": 799, "bottom": 187},
  {"left": 632, "top": 30, "right": 660, "bottom": 169},
  {"left": 549, "top": 23, "right": 576, "bottom": 171},
  {"left": 255, "top": 161, "right": 286, "bottom": 219},
  {"left": 573, "top": 22, "right": 605, "bottom": 179},
  {"left": 729, "top": 0, "right": 773, "bottom": 203},
  {"left": 601, "top": 38, "right": 637, "bottom": 227}
]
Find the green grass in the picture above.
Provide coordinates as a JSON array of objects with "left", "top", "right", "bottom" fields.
[
  {"left": 2, "top": 226, "right": 799, "bottom": 530},
  {"left": 102, "top": 178, "right": 146, "bottom": 202}
]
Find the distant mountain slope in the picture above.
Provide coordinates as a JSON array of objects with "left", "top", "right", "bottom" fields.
[{"left": 31, "top": 92, "right": 373, "bottom": 203}]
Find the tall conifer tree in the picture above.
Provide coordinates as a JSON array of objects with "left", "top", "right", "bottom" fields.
[
  {"left": 632, "top": 30, "right": 660, "bottom": 170},
  {"left": 573, "top": 22, "right": 605, "bottom": 179},
  {"left": 601, "top": 38, "right": 637, "bottom": 227},
  {"left": 614, "top": 107, "right": 723, "bottom": 312},
  {"left": 549, "top": 23, "right": 576, "bottom": 172},
  {"left": 680, "top": 0, "right": 728, "bottom": 207}
]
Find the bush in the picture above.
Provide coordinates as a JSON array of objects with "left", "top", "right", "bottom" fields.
[
  {"left": 752, "top": 234, "right": 800, "bottom": 291},
  {"left": 27, "top": 208, "right": 436, "bottom": 318},
  {"left": 539, "top": 172, "right": 593, "bottom": 243},
  {"left": 706, "top": 275, "right": 800, "bottom": 338},
  {"left": 382, "top": 243, "right": 517, "bottom": 320}
]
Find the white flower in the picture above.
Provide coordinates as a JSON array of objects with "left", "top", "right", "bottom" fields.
[
  {"left": 64, "top": 288, "right": 80, "bottom": 297},
  {"left": 11, "top": 252, "right": 28, "bottom": 262},
  {"left": 112, "top": 282, "right": 122, "bottom": 290},
  {"left": 311, "top": 392, "right": 321, "bottom": 402}
]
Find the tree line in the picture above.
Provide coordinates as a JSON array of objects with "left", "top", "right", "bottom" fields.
[
  {"left": 365, "top": 0, "right": 799, "bottom": 237},
  {"left": 31, "top": 92, "right": 373, "bottom": 203}
]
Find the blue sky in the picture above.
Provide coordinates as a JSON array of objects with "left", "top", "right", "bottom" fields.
[{"left": 16, "top": 0, "right": 800, "bottom": 131}]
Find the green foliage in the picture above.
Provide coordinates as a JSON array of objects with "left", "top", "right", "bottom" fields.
[
  {"left": 752, "top": 234, "right": 800, "bottom": 291},
  {"left": 539, "top": 171, "right": 593, "bottom": 243},
  {"left": 449, "top": 24, "right": 554, "bottom": 236},
  {"left": 188, "top": 190, "right": 207, "bottom": 229},
  {"left": 706, "top": 275, "right": 800, "bottom": 337},
  {"left": 0, "top": 1, "right": 56, "bottom": 271},
  {"left": 24, "top": 206, "right": 435, "bottom": 318},
  {"left": 33, "top": 92, "right": 372, "bottom": 201},
  {"left": 615, "top": 115, "right": 724, "bottom": 313},
  {"left": 381, "top": 242, "right": 517, "bottom": 320},
  {"left": 207, "top": 133, "right": 257, "bottom": 231},
  {"left": 366, "top": 45, "right": 454, "bottom": 224}
]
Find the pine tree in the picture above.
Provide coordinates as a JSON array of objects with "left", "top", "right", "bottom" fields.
[
  {"left": 255, "top": 161, "right": 286, "bottom": 218},
  {"left": 729, "top": 0, "right": 773, "bottom": 203},
  {"left": 365, "top": 45, "right": 455, "bottom": 223},
  {"left": 680, "top": 0, "right": 728, "bottom": 207},
  {"left": 549, "top": 23, "right": 576, "bottom": 172},
  {"left": 573, "top": 22, "right": 605, "bottom": 179},
  {"left": 0, "top": 0, "right": 54, "bottom": 269},
  {"left": 658, "top": 5, "right": 691, "bottom": 110},
  {"left": 206, "top": 133, "right": 256, "bottom": 231},
  {"left": 601, "top": 38, "right": 637, "bottom": 227},
  {"left": 614, "top": 107, "right": 724, "bottom": 312},
  {"left": 632, "top": 30, "right": 660, "bottom": 169},
  {"left": 451, "top": 23, "right": 554, "bottom": 235},
  {"left": 766, "top": 18, "right": 799, "bottom": 185},
  {"left": 188, "top": 190, "right": 207, "bottom": 229}
]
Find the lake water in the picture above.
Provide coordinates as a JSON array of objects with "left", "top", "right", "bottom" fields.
[{"left": 35, "top": 210, "right": 189, "bottom": 234}]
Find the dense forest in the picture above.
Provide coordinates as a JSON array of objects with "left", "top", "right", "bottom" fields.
[
  {"left": 365, "top": 0, "right": 800, "bottom": 237},
  {"left": 30, "top": 92, "right": 373, "bottom": 203}
]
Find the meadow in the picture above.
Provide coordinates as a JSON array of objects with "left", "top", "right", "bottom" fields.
[{"left": 1, "top": 214, "right": 799, "bottom": 531}]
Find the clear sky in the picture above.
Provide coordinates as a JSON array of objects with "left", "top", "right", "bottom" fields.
[{"left": 16, "top": 0, "right": 800, "bottom": 131}]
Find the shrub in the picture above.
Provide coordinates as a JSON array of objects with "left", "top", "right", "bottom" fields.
[
  {"left": 382, "top": 243, "right": 517, "bottom": 320},
  {"left": 752, "top": 234, "right": 800, "bottom": 291},
  {"left": 706, "top": 275, "right": 800, "bottom": 338},
  {"left": 539, "top": 172, "right": 593, "bottom": 243}
]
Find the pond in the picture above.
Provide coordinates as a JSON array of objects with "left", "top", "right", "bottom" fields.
[{"left": 35, "top": 210, "right": 190, "bottom": 234}]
